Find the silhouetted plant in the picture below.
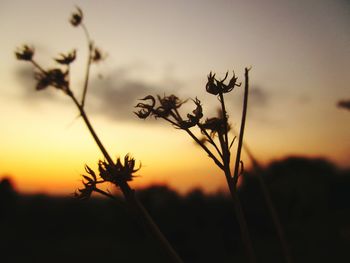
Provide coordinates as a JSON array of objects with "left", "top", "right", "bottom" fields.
[
  {"left": 239, "top": 140, "right": 294, "bottom": 263},
  {"left": 337, "top": 99, "right": 350, "bottom": 111},
  {"left": 136, "top": 69, "right": 257, "bottom": 263},
  {"left": 15, "top": 7, "right": 183, "bottom": 263}
]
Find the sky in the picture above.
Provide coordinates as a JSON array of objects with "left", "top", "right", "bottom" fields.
[{"left": 0, "top": 0, "right": 349, "bottom": 195}]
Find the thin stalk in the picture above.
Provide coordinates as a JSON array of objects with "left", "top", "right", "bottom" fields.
[
  {"left": 30, "top": 60, "right": 47, "bottom": 74},
  {"left": 224, "top": 67, "right": 256, "bottom": 263},
  {"left": 218, "top": 92, "right": 230, "bottom": 159},
  {"left": 69, "top": 92, "right": 183, "bottom": 263},
  {"left": 184, "top": 128, "right": 224, "bottom": 170},
  {"left": 226, "top": 173, "right": 256, "bottom": 263},
  {"left": 243, "top": 143, "right": 294, "bottom": 263},
  {"left": 80, "top": 23, "right": 93, "bottom": 108},
  {"left": 70, "top": 93, "right": 114, "bottom": 165},
  {"left": 198, "top": 125, "right": 223, "bottom": 159},
  {"left": 233, "top": 68, "right": 250, "bottom": 186}
]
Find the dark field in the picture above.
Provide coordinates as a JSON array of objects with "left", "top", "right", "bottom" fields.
[{"left": 1, "top": 157, "right": 350, "bottom": 263}]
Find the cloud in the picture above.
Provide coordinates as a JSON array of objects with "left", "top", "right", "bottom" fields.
[
  {"left": 337, "top": 99, "right": 350, "bottom": 111},
  {"left": 225, "top": 85, "right": 271, "bottom": 112},
  {"left": 249, "top": 86, "right": 270, "bottom": 108},
  {"left": 87, "top": 67, "right": 184, "bottom": 122},
  {"left": 14, "top": 61, "right": 186, "bottom": 123}
]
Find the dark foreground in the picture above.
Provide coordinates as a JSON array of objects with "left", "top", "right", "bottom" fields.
[{"left": 1, "top": 157, "right": 350, "bottom": 263}]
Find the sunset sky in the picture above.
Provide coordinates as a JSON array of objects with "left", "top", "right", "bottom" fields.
[{"left": 0, "top": 0, "right": 349, "bottom": 195}]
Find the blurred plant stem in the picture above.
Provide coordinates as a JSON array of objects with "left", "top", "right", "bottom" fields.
[
  {"left": 242, "top": 142, "right": 294, "bottom": 263},
  {"left": 69, "top": 68, "right": 183, "bottom": 263}
]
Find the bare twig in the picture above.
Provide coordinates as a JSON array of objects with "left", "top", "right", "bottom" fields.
[{"left": 233, "top": 67, "right": 250, "bottom": 186}]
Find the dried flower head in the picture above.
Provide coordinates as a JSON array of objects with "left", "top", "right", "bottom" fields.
[
  {"left": 99, "top": 155, "right": 140, "bottom": 186},
  {"left": 179, "top": 98, "right": 203, "bottom": 129},
  {"left": 91, "top": 47, "right": 104, "bottom": 63},
  {"left": 15, "top": 45, "right": 34, "bottom": 61},
  {"left": 54, "top": 50, "right": 76, "bottom": 65},
  {"left": 206, "top": 71, "right": 241, "bottom": 95},
  {"left": 338, "top": 100, "right": 350, "bottom": 111},
  {"left": 135, "top": 95, "right": 156, "bottom": 119},
  {"left": 155, "top": 94, "right": 183, "bottom": 118},
  {"left": 201, "top": 117, "right": 225, "bottom": 137},
  {"left": 70, "top": 6, "right": 83, "bottom": 27},
  {"left": 34, "top": 68, "right": 69, "bottom": 92},
  {"left": 75, "top": 165, "right": 97, "bottom": 200}
]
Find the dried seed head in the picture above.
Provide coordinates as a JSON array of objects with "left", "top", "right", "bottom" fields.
[
  {"left": 338, "top": 100, "right": 350, "bottom": 111},
  {"left": 206, "top": 71, "right": 219, "bottom": 95},
  {"left": 34, "top": 68, "right": 69, "bottom": 92},
  {"left": 201, "top": 117, "right": 225, "bottom": 137},
  {"left": 155, "top": 94, "right": 183, "bottom": 118},
  {"left": 135, "top": 95, "right": 156, "bottom": 119},
  {"left": 54, "top": 50, "right": 76, "bottom": 65},
  {"left": 91, "top": 47, "right": 105, "bottom": 63},
  {"left": 70, "top": 6, "right": 83, "bottom": 27},
  {"left": 205, "top": 71, "right": 241, "bottom": 95},
  {"left": 178, "top": 98, "right": 203, "bottom": 129},
  {"left": 99, "top": 155, "right": 140, "bottom": 187},
  {"left": 75, "top": 166, "right": 98, "bottom": 200},
  {"left": 15, "top": 45, "right": 34, "bottom": 61}
]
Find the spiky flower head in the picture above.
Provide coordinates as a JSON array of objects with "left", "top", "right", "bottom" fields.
[
  {"left": 135, "top": 95, "right": 156, "bottom": 119},
  {"left": 54, "top": 50, "right": 76, "bottom": 65},
  {"left": 99, "top": 155, "right": 140, "bottom": 187},
  {"left": 205, "top": 71, "right": 241, "bottom": 95},
  {"left": 201, "top": 117, "right": 225, "bottom": 137},
  {"left": 34, "top": 68, "right": 69, "bottom": 92},
  {"left": 15, "top": 45, "right": 34, "bottom": 61},
  {"left": 70, "top": 6, "right": 83, "bottom": 27},
  {"left": 75, "top": 165, "right": 97, "bottom": 200},
  {"left": 179, "top": 98, "right": 203, "bottom": 129}
]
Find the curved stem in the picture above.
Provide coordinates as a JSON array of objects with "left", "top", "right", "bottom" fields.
[{"left": 80, "top": 23, "right": 93, "bottom": 108}]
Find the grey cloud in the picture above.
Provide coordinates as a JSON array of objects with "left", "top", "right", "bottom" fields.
[
  {"left": 14, "top": 61, "right": 186, "bottom": 122},
  {"left": 249, "top": 86, "right": 270, "bottom": 108},
  {"left": 226, "top": 85, "right": 271, "bottom": 112},
  {"left": 87, "top": 68, "right": 184, "bottom": 122}
]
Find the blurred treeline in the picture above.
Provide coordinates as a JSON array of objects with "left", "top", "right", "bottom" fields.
[{"left": 1, "top": 156, "right": 349, "bottom": 263}]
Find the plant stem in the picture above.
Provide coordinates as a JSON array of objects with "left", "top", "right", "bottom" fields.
[
  {"left": 226, "top": 174, "right": 256, "bottom": 263},
  {"left": 69, "top": 92, "right": 183, "bottom": 263},
  {"left": 30, "top": 60, "right": 47, "bottom": 74},
  {"left": 185, "top": 128, "right": 224, "bottom": 170},
  {"left": 218, "top": 91, "right": 230, "bottom": 160},
  {"left": 198, "top": 125, "right": 223, "bottom": 159},
  {"left": 243, "top": 144, "right": 294, "bottom": 263},
  {"left": 233, "top": 68, "right": 250, "bottom": 186},
  {"left": 81, "top": 23, "right": 93, "bottom": 108},
  {"left": 226, "top": 67, "right": 256, "bottom": 263}
]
